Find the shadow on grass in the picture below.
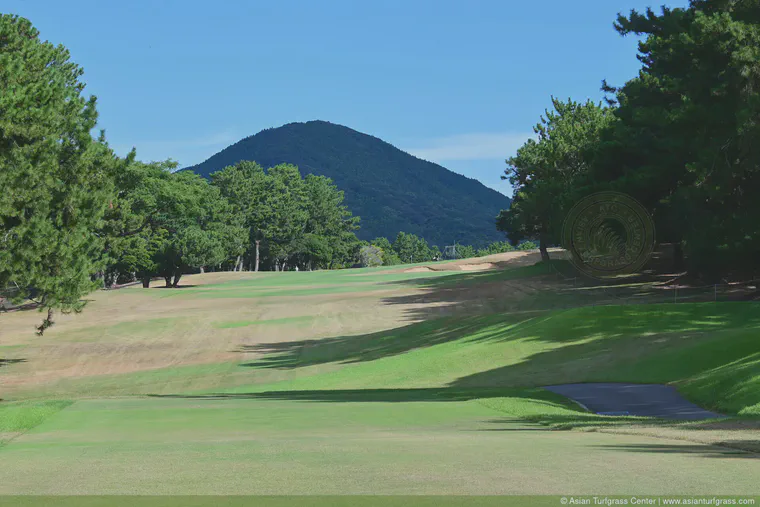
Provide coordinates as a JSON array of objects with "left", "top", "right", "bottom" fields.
[
  {"left": 378, "top": 253, "right": 756, "bottom": 322},
  {"left": 148, "top": 388, "right": 758, "bottom": 456},
  {"left": 149, "top": 387, "right": 556, "bottom": 403},
  {"left": 593, "top": 443, "right": 759, "bottom": 459},
  {"left": 374, "top": 259, "right": 699, "bottom": 322},
  {"left": 0, "top": 358, "right": 26, "bottom": 368},
  {"left": 400, "top": 260, "right": 579, "bottom": 287},
  {"left": 239, "top": 302, "right": 760, "bottom": 388},
  {"left": 231, "top": 297, "right": 760, "bottom": 418},
  {"left": 485, "top": 413, "right": 672, "bottom": 429},
  {"left": 450, "top": 305, "right": 760, "bottom": 392},
  {"left": 237, "top": 312, "right": 546, "bottom": 369},
  {"left": 476, "top": 416, "right": 760, "bottom": 455}
]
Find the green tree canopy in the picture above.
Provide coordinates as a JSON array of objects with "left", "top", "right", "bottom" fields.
[
  {"left": 392, "top": 232, "right": 433, "bottom": 263},
  {"left": 151, "top": 172, "right": 246, "bottom": 286},
  {"left": 210, "top": 161, "right": 362, "bottom": 272},
  {"left": 497, "top": 97, "right": 612, "bottom": 261},
  {"left": 105, "top": 164, "right": 245, "bottom": 287},
  {"left": 0, "top": 15, "right": 124, "bottom": 332},
  {"left": 210, "top": 161, "right": 269, "bottom": 271},
  {"left": 371, "top": 237, "right": 401, "bottom": 266},
  {"left": 101, "top": 159, "right": 176, "bottom": 287},
  {"left": 593, "top": 1, "right": 760, "bottom": 275}
]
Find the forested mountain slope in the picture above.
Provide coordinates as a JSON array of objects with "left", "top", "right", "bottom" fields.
[{"left": 183, "top": 121, "right": 509, "bottom": 247}]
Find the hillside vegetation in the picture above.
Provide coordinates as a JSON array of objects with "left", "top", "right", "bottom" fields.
[{"left": 184, "top": 120, "right": 510, "bottom": 247}]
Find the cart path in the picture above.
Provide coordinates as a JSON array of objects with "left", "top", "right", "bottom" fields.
[{"left": 544, "top": 383, "right": 722, "bottom": 420}]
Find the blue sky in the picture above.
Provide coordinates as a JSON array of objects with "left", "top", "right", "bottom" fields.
[{"left": 6, "top": 0, "right": 687, "bottom": 196}]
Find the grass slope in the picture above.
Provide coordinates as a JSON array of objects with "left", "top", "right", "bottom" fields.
[{"left": 223, "top": 302, "right": 760, "bottom": 416}]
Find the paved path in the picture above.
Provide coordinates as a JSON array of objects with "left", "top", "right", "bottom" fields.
[{"left": 544, "top": 383, "right": 722, "bottom": 420}]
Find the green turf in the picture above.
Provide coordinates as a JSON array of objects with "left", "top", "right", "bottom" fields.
[
  {"left": 11, "top": 302, "right": 759, "bottom": 417},
  {"left": 0, "top": 400, "right": 73, "bottom": 433},
  {"left": 3, "top": 264, "right": 760, "bottom": 494},
  {"left": 221, "top": 302, "right": 760, "bottom": 416},
  {"left": 0, "top": 400, "right": 73, "bottom": 446},
  {"left": 161, "top": 269, "right": 457, "bottom": 294},
  {"left": 0, "top": 396, "right": 757, "bottom": 495},
  {"left": 214, "top": 315, "right": 318, "bottom": 329},
  {"left": 410, "top": 259, "right": 566, "bottom": 288},
  {"left": 159, "top": 276, "right": 453, "bottom": 300}
]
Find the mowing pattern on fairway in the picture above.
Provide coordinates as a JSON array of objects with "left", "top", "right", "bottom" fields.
[
  {"left": 0, "top": 397, "right": 757, "bottom": 495},
  {"left": 1, "top": 257, "right": 759, "bottom": 494}
]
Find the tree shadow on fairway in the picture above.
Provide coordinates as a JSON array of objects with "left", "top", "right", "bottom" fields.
[
  {"left": 239, "top": 301, "right": 760, "bottom": 389},
  {"left": 149, "top": 386, "right": 562, "bottom": 404},
  {"left": 382, "top": 260, "right": 575, "bottom": 291},
  {"left": 594, "top": 443, "right": 759, "bottom": 459},
  {"left": 237, "top": 312, "right": 543, "bottom": 369},
  {"left": 376, "top": 262, "right": 586, "bottom": 321},
  {"left": 481, "top": 415, "right": 760, "bottom": 454},
  {"left": 476, "top": 414, "right": 664, "bottom": 431},
  {"left": 377, "top": 256, "right": 751, "bottom": 323},
  {"left": 447, "top": 305, "right": 760, "bottom": 399},
  {"left": 0, "top": 358, "right": 26, "bottom": 368}
]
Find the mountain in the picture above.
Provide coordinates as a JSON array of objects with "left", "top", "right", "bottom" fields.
[{"left": 183, "top": 120, "right": 510, "bottom": 247}]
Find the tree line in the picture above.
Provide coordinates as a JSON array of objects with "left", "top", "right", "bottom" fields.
[
  {"left": 358, "top": 234, "right": 535, "bottom": 268},
  {"left": 497, "top": 1, "right": 760, "bottom": 280},
  {"left": 102, "top": 159, "right": 364, "bottom": 289}
]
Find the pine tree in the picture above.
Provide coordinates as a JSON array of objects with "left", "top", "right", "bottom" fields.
[{"left": 0, "top": 15, "right": 123, "bottom": 333}]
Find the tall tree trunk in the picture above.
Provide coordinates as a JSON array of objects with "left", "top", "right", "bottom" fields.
[
  {"left": 233, "top": 256, "right": 241, "bottom": 272},
  {"left": 164, "top": 276, "right": 172, "bottom": 287},
  {"left": 673, "top": 242, "right": 685, "bottom": 272},
  {"left": 200, "top": 266, "right": 205, "bottom": 274},
  {"left": 142, "top": 276, "right": 151, "bottom": 288},
  {"left": 172, "top": 270, "right": 182, "bottom": 287},
  {"left": 255, "top": 240, "right": 261, "bottom": 272},
  {"left": 539, "top": 233, "right": 551, "bottom": 263}
]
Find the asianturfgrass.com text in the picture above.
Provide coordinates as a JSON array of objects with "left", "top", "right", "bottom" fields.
[{"left": 561, "top": 497, "right": 757, "bottom": 506}]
